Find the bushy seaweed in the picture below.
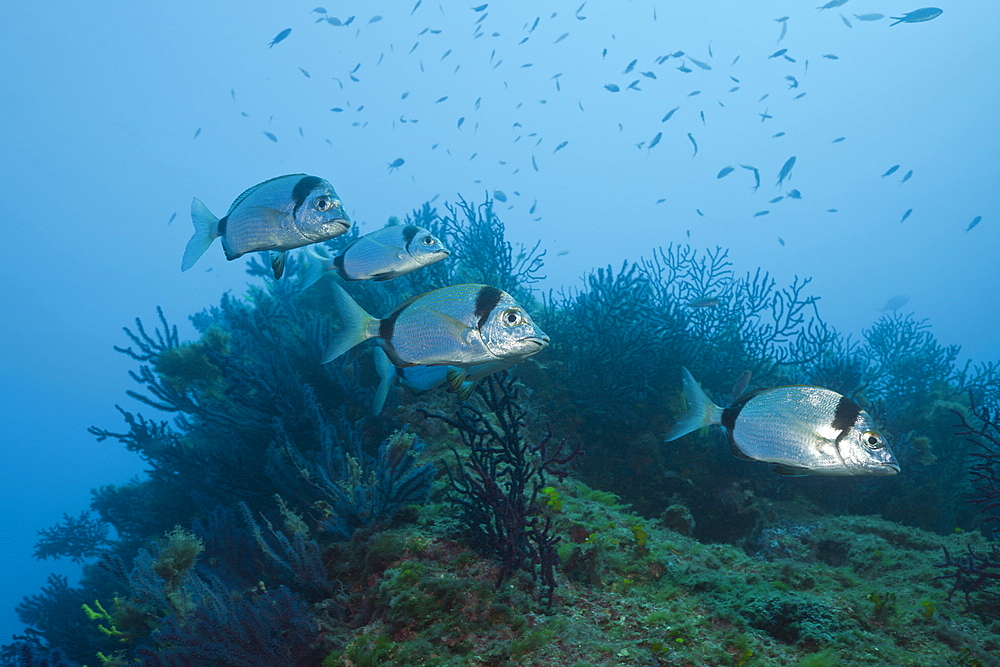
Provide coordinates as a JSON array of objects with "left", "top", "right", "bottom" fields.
[{"left": 420, "top": 372, "right": 581, "bottom": 607}]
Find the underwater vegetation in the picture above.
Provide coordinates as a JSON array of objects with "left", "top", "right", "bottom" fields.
[{"left": 4, "top": 197, "right": 1000, "bottom": 666}]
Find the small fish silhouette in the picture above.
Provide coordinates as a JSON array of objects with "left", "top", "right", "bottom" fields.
[
  {"left": 268, "top": 28, "right": 291, "bottom": 47},
  {"left": 776, "top": 156, "right": 796, "bottom": 187},
  {"left": 740, "top": 164, "right": 761, "bottom": 192},
  {"left": 890, "top": 7, "right": 943, "bottom": 25}
]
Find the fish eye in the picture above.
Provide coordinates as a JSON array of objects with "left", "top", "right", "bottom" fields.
[
  {"left": 314, "top": 196, "right": 332, "bottom": 212},
  {"left": 862, "top": 431, "right": 884, "bottom": 450},
  {"left": 502, "top": 308, "right": 524, "bottom": 326},
  {"left": 422, "top": 235, "right": 437, "bottom": 246}
]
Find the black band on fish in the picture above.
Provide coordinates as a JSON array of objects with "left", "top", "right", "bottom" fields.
[
  {"left": 722, "top": 389, "right": 761, "bottom": 431},
  {"left": 291, "top": 175, "right": 323, "bottom": 216},
  {"left": 721, "top": 406, "right": 740, "bottom": 432},
  {"left": 474, "top": 286, "right": 504, "bottom": 330},
  {"left": 831, "top": 395, "right": 862, "bottom": 442},
  {"left": 333, "top": 253, "right": 348, "bottom": 279},
  {"left": 402, "top": 225, "right": 420, "bottom": 250},
  {"left": 218, "top": 215, "right": 228, "bottom": 237},
  {"left": 379, "top": 310, "right": 400, "bottom": 344},
  {"left": 721, "top": 403, "right": 756, "bottom": 460}
]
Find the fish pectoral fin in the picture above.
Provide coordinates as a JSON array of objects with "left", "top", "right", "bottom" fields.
[
  {"left": 245, "top": 206, "right": 288, "bottom": 228},
  {"left": 771, "top": 464, "right": 812, "bottom": 477},
  {"left": 426, "top": 310, "right": 476, "bottom": 342},
  {"left": 768, "top": 404, "right": 831, "bottom": 441}
]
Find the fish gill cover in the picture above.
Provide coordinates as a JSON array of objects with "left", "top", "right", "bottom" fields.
[{"left": 4, "top": 3, "right": 1000, "bottom": 667}]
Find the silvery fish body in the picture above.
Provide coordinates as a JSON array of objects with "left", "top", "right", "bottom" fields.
[
  {"left": 665, "top": 367, "right": 899, "bottom": 476},
  {"left": 182, "top": 174, "right": 350, "bottom": 278},
  {"left": 323, "top": 283, "right": 549, "bottom": 370},
  {"left": 301, "top": 224, "right": 448, "bottom": 288}
]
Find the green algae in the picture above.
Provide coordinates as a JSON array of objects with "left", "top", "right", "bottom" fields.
[{"left": 320, "top": 474, "right": 1000, "bottom": 666}]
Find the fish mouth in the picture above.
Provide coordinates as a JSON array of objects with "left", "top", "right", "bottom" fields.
[
  {"left": 521, "top": 335, "right": 550, "bottom": 350},
  {"left": 877, "top": 462, "right": 901, "bottom": 475},
  {"left": 329, "top": 218, "right": 351, "bottom": 231}
]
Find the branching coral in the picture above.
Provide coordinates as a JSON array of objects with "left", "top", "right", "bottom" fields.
[
  {"left": 935, "top": 392, "right": 1000, "bottom": 617},
  {"left": 420, "top": 372, "right": 581, "bottom": 607},
  {"left": 32, "top": 513, "right": 111, "bottom": 565},
  {"left": 437, "top": 195, "right": 545, "bottom": 298}
]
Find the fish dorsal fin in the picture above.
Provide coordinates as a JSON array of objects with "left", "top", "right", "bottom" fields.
[
  {"left": 228, "top": 174, "right": 306, "bottom": 214},
  {"left": 388, "top": 291, "right": 429, "bottom": 315}
]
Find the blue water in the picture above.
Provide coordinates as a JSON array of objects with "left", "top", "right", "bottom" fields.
[{"left": 2, "top": 0, "right": 997, "bottom": 646}]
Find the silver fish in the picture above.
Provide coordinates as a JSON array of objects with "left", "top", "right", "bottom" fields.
[
  {"left": 665, "top": 368, "right": 899, "bottom": 476},
  {"left": 302, "top": 224, "right": 448, "bottom": 287},
  {"left": 182, "top": 174, "right": 350, "bottom": 279},
  {"left": 323, "top": 283, "right": 549, "bottom": 370}
]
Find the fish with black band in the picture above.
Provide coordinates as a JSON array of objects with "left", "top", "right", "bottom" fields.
[
  {"left": 665, "top": 367, "right": 899, "bottom": 476},
  {"left": 322, "top": 283, "right": 549, "bottom": 373},
  {"left": 181, "top": 174, "right": 350, "bottom": 278},
  {"left": 301, "top": 223, "right": 448, "bottom": 287}
]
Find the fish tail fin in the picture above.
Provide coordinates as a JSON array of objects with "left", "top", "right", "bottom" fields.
[
  {"left": 664, "top": 367, "right": 723, "bottom": 442},
  {"left": 322, "top": 282, "right": 378, "bottom": 364},
  {"left": 181, "top": 197, "right": 220, "bottom": 271},
  {"left": 371, "top": 347, "right": 396, "bottom": 415}
]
